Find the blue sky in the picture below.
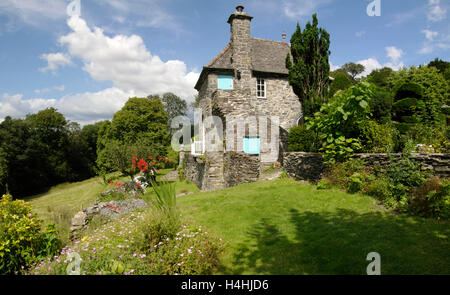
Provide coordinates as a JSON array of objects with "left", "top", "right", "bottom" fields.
[{"left": 0, "top": 0, "right": 448, "bottom": 125}]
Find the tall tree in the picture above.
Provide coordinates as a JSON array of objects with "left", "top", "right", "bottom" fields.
[
  {"left": 96, "top": 97, "right": 169, "bottom": 175},
  {"left": 286, "top": 14, "right": 331, "bottom": 117},
  {"left": 342, "top": 62, "right": 365, "bottom": 81},
  {"left": 367, "top": 67, "right": 393, "bottom": 89}
]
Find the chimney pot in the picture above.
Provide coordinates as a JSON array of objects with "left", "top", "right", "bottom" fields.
[
  {"left": 282, "top": 30, "right": 286, "bottom": 42},
  {"left": 236, "top": 5, "right": 244, "bottom": 12}
]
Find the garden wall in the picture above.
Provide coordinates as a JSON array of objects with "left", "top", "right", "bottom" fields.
[
  {"left": 224, "top": 152, "right": 260, "bottom": 187},
  {"left": 184, "top": 154, "right": 206, "bottom": 188},
  {"left": 283, "top": 152, "right": 450, "bottom": 181}
]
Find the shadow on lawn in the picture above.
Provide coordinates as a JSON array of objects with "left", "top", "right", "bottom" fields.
[{"left": 229, "top": 209, "right": 449, "bottom": 275}]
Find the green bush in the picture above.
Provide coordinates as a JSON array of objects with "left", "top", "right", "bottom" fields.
[
  {"left": 405, "top": 124, "right": 450, "bottom": 153},
  {"left": 288, "top": 125, "right": 317, "bottom": 152},
  {"left": 409, "top": 177, "right": 450, "bottom": 219},
  {"left": 325, "top": 158, "right": 370, "bottom": 190},
  {"left": 0, "top": 194, "right": 61, "bottom": 274},
  {"left": 361, "top": 121, "right": 398, "bottom": 153},
  {"left": 369, "top": 88, "right": 393, "bottom": 124},
  {"left": 394, "top": 82, "right": 423, "bottom": 101}
]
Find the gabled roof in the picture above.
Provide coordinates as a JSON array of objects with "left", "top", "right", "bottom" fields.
[{"left": 195, "top": 38, "right": 291, "bottom": 90}]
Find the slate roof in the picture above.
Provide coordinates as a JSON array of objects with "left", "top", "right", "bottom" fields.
[
  {"left": 195, "top": 38, "right": 291, "bottom": 90},
  {"left": 205, "top": 38, "right": 290, "bottom": 74}
]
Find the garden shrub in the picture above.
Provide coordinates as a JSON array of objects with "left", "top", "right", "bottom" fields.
[
  {"left": 361, "top": 121, "right": 398, "bottom": 153},
  {"left": 288, "top": 125, "right": 317, "bottom": 152},
  {"left": 405, "top": 124, "right": 450, "bottom": 153},
  {"left": 0, "top": 194, "right": 61, "bottom": 274},
  {"left": 306, "top": 82, "right": 375, "bottom": 164},
  {"left": 369, "top": 87, "right": 393, "bottom": 124},
  {"left": 394, "top": 82, "right": 423, "bottom": 101},
  {"left": 409, "top": 177, "right": 450, "bottom": 219},
  {"left": 325, "top": 158, "right": 370, "bottom": 191}
]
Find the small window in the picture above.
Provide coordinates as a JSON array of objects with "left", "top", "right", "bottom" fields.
[
  {"left": 256, "top": 78, "right": 266, "bottom": 98},
  {"left": 243, "top": 137, "right": 260, "bottom": 155},
  {"left": 218, "top": 75, "right": 233, "bottom": 90}
]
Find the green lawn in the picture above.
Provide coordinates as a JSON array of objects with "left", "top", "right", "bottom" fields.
[
  {"left": 177, "top": 178, "right": 450, "bottom": 275},
  {"left": 25, "top": 173, "right": 449, "bottom": 274}
]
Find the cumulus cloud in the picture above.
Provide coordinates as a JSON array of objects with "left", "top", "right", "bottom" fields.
[
  {"left": 39, "top": 53, "right": 73, "bottom": 73},
  {"left": 5, "top": 15, "right": 199, "bottom": 125},
  {"left": 0, "top": 93, "right": 57, "bottom": 119},
  {"left": 357, "top": 46, "right": 405, "bottom": 77},
  {"left": 56, "top": 16, "right": 198, "bottom": 98},
  {"left": 0, "top": 87, "right": 136, "bottom": 126}
]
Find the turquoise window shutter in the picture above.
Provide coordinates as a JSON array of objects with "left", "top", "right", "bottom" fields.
[
  {"left": 218, "top": 75, "right": 233, "bottom": 90},
  {"left": 243, "top": 137, "right": 260, "bottom": 154}
]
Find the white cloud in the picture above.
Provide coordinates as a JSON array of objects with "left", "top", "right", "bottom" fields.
[
  {"left": 357, "top": 46, "right": 405, "bottom": 77},
  {"left": 0, "top": 0, "right": 67, "bottom": 27},
  {"left": 0, "top": 93, "right": 57, "bottom": 119},
  {"left": 39, "top": 53, "right": 73, "bottom": 73},
  {"left": 329, "top": 61, "right": 340, "bottom": 71},
  {"left": 7, "top": 15, "right": 199, "bottom": 125},
  {"left": 356, "top": 58, "right": 383, "bottom": 77},
  {"left": 427, "top": 0, "right": 447, "bottom": 22},
  {"left": 419, "top": 29, "right": 449, "bottom": 54},
  {"left": 56, "top": 16, "right": 198, "bottom": 98},
  {"left": 422, "top": 29, "right": 439, "bottom": 41},
  {"left": 0, "top": 87, "right": 135, "bottom": 126},
  {"left": 385, "top": 46, "right": 404, "bottom": 64}
]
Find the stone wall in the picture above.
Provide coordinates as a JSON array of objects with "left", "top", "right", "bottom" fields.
[
  {"left": 283, "top": 152, "right": 450, "bottom": 181},
  {"left": 184, "top": 154, "right": 206, "bottom": 188},
  {"left": 224, "top": 152, "right": 260, "bottom": 187},
  {"left": 283, "top": 152, "right": 325, "bottom": 181}
]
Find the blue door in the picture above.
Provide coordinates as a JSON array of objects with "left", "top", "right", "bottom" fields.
[
  {"left": 243, "top": 137, "right": 260, "bottom": 154},
  {"left": 218, "top": 75, "right": 233, "bottom": 90}
]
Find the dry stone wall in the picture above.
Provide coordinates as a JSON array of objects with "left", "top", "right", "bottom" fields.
[{"left": 283, "top": 152, "right": 450, "bottom": 181}]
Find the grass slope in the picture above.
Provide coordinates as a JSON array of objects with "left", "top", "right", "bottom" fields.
[
  {"left": 25, "top": 173, "right": 449, "bottom": 275},
  {"left": 177, "top": 178, "right": 450, "bottom": 275}
]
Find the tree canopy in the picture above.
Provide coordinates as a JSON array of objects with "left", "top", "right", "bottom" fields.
[{"left": 286, "top": 14, "right": 331, "bottom": 117}]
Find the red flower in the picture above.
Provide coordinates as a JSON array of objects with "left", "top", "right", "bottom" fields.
[
  {"left": 165, "top": 158, "right": 169, "bottom": 162},
  {"left": 158, "top": 157, "right": 162, "bottom": 161},
  {"left": 157, "top": 169, "right": 161, "bottom": 172},
  {"left": 133, "top": 155, "right": 138, "bottom": 159},
  {"left": 152, "top": 162, "right": 156, "bottom": 166},
  {"left": 109, "top": 180, "right": 113, "bottom": 184},
  {"left": 149, "top": 156, "right": 152, "bottom": 159}
]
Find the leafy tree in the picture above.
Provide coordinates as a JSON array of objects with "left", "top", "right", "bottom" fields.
[
  {"left": 428, "top": 58, "right": 450, "bottom": 76},
  {"left": 286, "top": 14, "right": 331, "bottom": 117},
  {"left": 160, "top": 93, "right": 187, "bottom": 123},
  {"left": 388, "top": 66, "right": 448, "bottom": 124},
  {"left": 306, "top": 82, "right": 375, "bottom": 164},
  {"left": 341, "top": 62, "right": 365, "bottom": 81},
  {"left": 367, "top": 67, "right": 393, "bottom": 88},
  {"left": 97, "top": 97, "right": 169, "bottom": 174},
  {"left": 329, "top": 71, "right": 353, "bottom": 96}
]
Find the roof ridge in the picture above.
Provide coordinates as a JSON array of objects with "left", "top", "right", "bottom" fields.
[
  {"left": 251, "top": 37, "right": 290, "bottom": 47},
  {"left": 205, "top": 43, "right": 231, "bottom": 67}
]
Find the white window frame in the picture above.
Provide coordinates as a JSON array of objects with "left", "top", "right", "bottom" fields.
[{"left": 256, "top": 78, "right": 266, "bottom": 98}]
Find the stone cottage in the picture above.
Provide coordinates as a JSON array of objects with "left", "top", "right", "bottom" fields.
[{"left": 184, "top": 5, "right": 302, "bottom": 190}]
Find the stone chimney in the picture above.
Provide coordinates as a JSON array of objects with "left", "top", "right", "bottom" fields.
[{"left": 228, "top": 5, "right": 253, "bottom": 88}]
